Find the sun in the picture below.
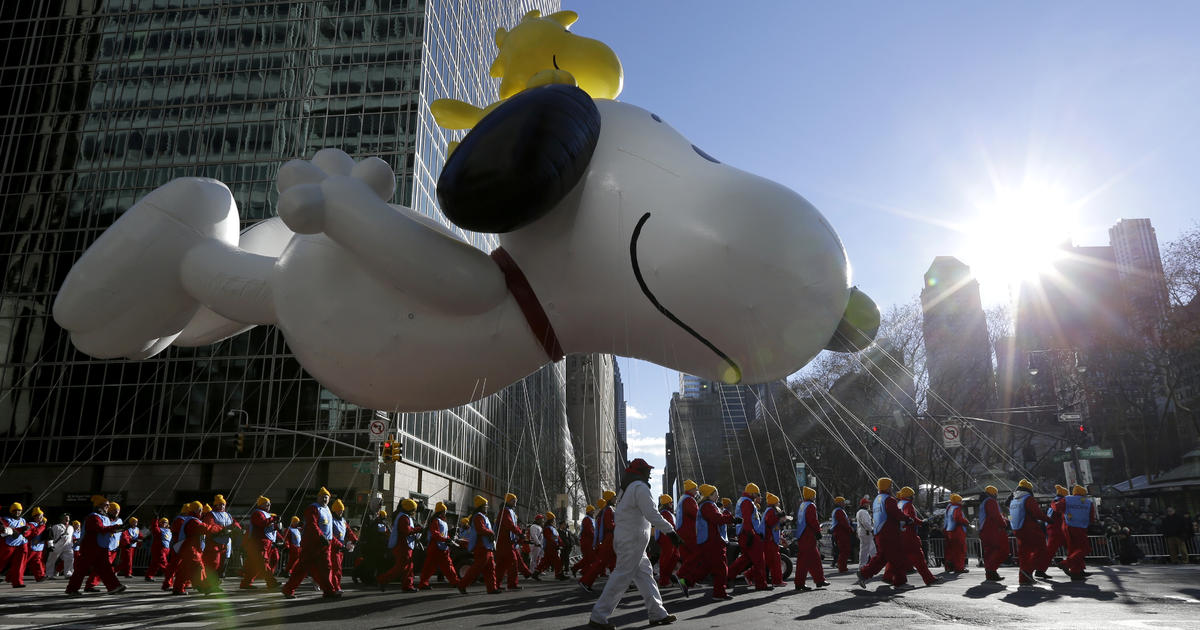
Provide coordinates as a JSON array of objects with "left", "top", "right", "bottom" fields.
[{"left": 959, "top": 180, "right": 1078, "bottom": 301}]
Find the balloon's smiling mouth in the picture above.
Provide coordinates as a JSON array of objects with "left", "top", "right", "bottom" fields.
[{"left": 629, "top": 212, "right": 742, "bottom": 383}]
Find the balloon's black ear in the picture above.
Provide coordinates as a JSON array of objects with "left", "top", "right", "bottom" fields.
[
  {"left": 436, "top": 84, "right": 601, "bottom": 233},
  {"left": 824, "top": 287, "right": 880, "bottom": 353}
]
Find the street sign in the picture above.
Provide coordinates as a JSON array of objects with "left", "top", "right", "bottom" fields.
[
  {"left": 1053, "top": 447, "right": 1114, "bottom": 463},
  {"left": 942, "top": 425, "right": 961, "bottom": 448},
  {"left": 794, "top": 462, "right": 807, "bottom": 489},
  {"left": 368, "top": 418, "right": 388, "bottom": 443},
  {"left": 1063, "top": 460, "right": 1094, "bottom": 486},
  {"left": 1058, "top": 412, "right": 1082, "bottom": 423}
]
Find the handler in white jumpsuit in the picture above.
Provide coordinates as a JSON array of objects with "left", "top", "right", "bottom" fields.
[
  {"left": 528, "top": 516, "right": 545, "bottom": 572},
  {"left": 854, "top": 496, "right": 875, "bottom": 567},
  {"left": 588, "top": 458, "right": 681, "bottom": 629},
  {"left": 46, "top": 514, "right": 75, "bottom": 578}
]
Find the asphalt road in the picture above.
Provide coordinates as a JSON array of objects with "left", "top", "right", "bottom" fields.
[{"left": 3, "top": 564, "right": 1199, "bottom": 629}]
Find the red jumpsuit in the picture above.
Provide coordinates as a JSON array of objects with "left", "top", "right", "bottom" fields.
[
  {"left": 280, "top": 502, "right": 337, "bottom": 596},
  {"left": 858, "top": 492, "right": 910, "bottom": 586},
  {"left": 979, "top": 496, "right": 1009, "bottom": 575},
  {"left": 284, "top": 527, "right": 303, "bottom": 576},
  {"left": 174, "top": 515, "right": 224, "bottom": 594},
  {"left": 679, "top": 499, "right": 733, "bottom": 597},
  {"left": 146, "top": 520, "right": 171, "bottom": 579},
  {"left": 494, "top": 507, "right": 525, "bottom": 588},
  {"left": 655, "top": 508, "right": 679, "bottom": 587},
  {"left": 571, "top": 514, "right": 595, "bottom": 574},
  {"left": 1062, "top": 497, "right": 1097, "bottom": 577},
  {"left": 793, "top": 501, "right": 826, "bottom": 587},
  {"left": 943, "top": 504, "right": 970, "bottom": 572},
  {"left": 1, "top": 515, "right": 32, "bottom": 586},
  {"left": 330, "top": 516, "right": 356, "bottom": 591},
  {"left": 676, "top": 494, "right": 699, "bottom": 567},
  {"left": 762, "top": 506, "right": 784, "bottom": 585},
  {"left": 116, "top": 527, "right": 139, "bottom": 577},
  {"left": 579, "top": 505, "right": 615, "bottom": 587},
  {"left": 899, "top": 500, "right": 936, "bottom": 585},
  {"left": 239, "top": 508, "right": 279, "bottom": 588},
  {"left": 201, "top": 510, "right": 237, "bottom": 577},
  {"left": 457, "top": 512, "right": 499, "bottom": 592},
  {"left": 418, "top": 515, "right": 458, "bottom": 588},
  {"left": 831, "top": 506, "right": 853, "bottom": 573},
  {"left": 26, "top": 520, "right": 47, "bottom": 581},
  {"left": 1044, "top": 496, "right": 1068, "bottom": 565},
  {"left": 533, "top": 523, "right": 563, "bottom": 577},
  {"left": 64, "top": 512, "right": 124, "bottom": 593},
  {"left": 160, "top": 515, "right": 185, "bottom": 591},
  {"left": 376, "top": 511, "right": 419, "bottom": 590},
  {"left": 1012, "top": 493, "right": 1048, "bottom": 584},
  {"left": 727, "top": 495, "right": 768, "bottom": 589}
]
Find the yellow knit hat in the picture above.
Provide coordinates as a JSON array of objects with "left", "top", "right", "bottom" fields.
[
  {"left": 683, "top": 480, "right": 698, "bottom": 492},
  {"left": 985, "top": 485, "right": 998, "bottom": 496},
  {"left": 460, "top": 517, "right": 470, "bottom": 526},
  {"left": 435, "top": 501, "right": 447, "bottom": 513},
  {"left": 721, "top": 497, "right": 732, "bottom": 507},
  {"left": 699, "top": 484, "right": 717, "bottom": 498},
  {"left": 596, "top": 499, "right": 607, "bottom": 509},
  {"left": 545, "top": 511, "right": 555, "bottom": 520},
  {"left": 1018, "top": 479, "right": 1033, "bottom": 491},
  {"left": 659, "top": 494, "right": 673, "bottom": 506},
  {"left": 585, "top": 504, "right": 595, "bottom": 514},
  {"left": 949, "top": 493, "right": 963, "bottom": 504},
  {"left": 213, "top": 494, "right": 227, "bottom": 506},
  {"left": 504, "top": 493, "right": 517, "bottom": 503},
  {"left": 896, "top": 486, "right": 914, "bottom": 499},
  {"left": 833, "top": 496, "right": 845, "bottom": 505},
  {"left": 1072, "top": 485, "right": 1087, "bottom": 496},
  {"left": 29, "top": 507, "right": 42, "bottom": 517},
  {"left": 109, "top": 502, "right": 121, "bottom": 512},
  {"left": 256, "top": 496, "right": 271, "bottom": 507},
  {"left": 766, "top": 492, "right": 780, "bottom": 505},
  {"left": 331, "top": 499, "right": 345, "bottom": 513},
  {"left": 473, "top": 495, "right": 488, "bottom": 508},
  {"left": 877, "top": 478, "right": 893, "bottom": 491},
  {"left": 400, "top": 498, "right": 417, "bottom": 512},
  {"left": 159, "top": 517, "right": 169, "bottom": 525},
  {"left": 91, "top": 494, "right": 108, "bottom": 507},
  {"left": 802, "top": 486, "right": 817, "bottom": 500},
  {"left": 186, "top": 501, "right": 203, "bottom": 514},
  {"left": 202, "top": 504, "right": 211, "bottom": 513},
  {"left": 290, "top": 516, "right": 300, "bottom": 525},
  {"left": 744, "top": 483, "right": 760, "bottom": 495},
  {"left": 129, "top": 517, "right": 138, "bottom": 525},
  {"left": 602, "top": 490, "right": 616, "bottom": 501},
  {"left": 1055, "top": 485, "right": 1068, "bottom": 497},
  {"left": 10, "top": 502, "right": 22, "bottom": 512},
  {"left": 317, "top": 487, "right": 332, "bottom": 498},
  {"left": 378, "top": 509, "right": 388, "bottom": 518}
]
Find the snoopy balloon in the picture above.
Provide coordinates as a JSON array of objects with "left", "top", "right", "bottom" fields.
[{"left": 53, "top": 10, "right": 879, "bottom": 412}]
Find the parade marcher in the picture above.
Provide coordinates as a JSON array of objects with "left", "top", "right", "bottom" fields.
[
  {"left": 727, "top": 483, "right": 769, "bottom": 590},
  {"left": 720, "top": 497, "right": 735, "bottom": 544},
  {"left": 494, "top": 493, "right": 526, "bottom": 590},
  {"left": 830, "top": 496, "right": 853, "bottom": 573},
  {"left": 1062, "top": 485, "right": 1097, "bottom": 581},
  {"left": 280, "top": 487, "right": 340, "bottom": 598},
  {"left": 677, "top": 484, "right": 734, "bottom": 601},
  {"left": 71, "top": 519, "right": 82, "bottom": 568},
  {"left": 793, "top": 486, "right": 828, "bottom": 591},
  {"left": 330, "top": 499, "right": 356, "bottom": 593},
  {"left": 171, "top": 501, "right": 226, "bottom": 595},
  {"left": 896, "top": 486, "right": 939, "bottom": 586},
  {"left": 87, "top": 501, "right": 123, "bottom": 590},
  {"left": 65, "top": 496, "right": 126, "bottom": 595},
  {"left": 146, "top": 517, "right": 172, "bottom": 582},
  {"left": 528, "top": 514, "right": 546, "bottom": 579},
  {"left": 533, "top": 512, "right": 566, "bottom": 579},
  {"left": 457, "top": 495, "right": 500, "bottom": 594},
  {"left": 1043, "top": 484, "right": 1069, "bottom": 573},
  {"left": 943, "top": 493, "right": 970, "bottom": 573},
  {"left": 572, "top": 504, "right": 596, "bottom": 576},
  {"left": 377, "top": 498, "right": 420, "bottom": 591},
  {"left": 202, "top": 495, "right": 237, "bottom": 579},
  {"left": 1010, "top": 479, "right": 1049, "bottom": 586},
  {"left": 417, "top": 501, "right": 459, "bottom": 590},
  {"left": 1, "top": 502, "right": 31, "bottom": 587},
  {"left": 587, "top": 458, "right": 680, "bottom": 630},
  {"left": 578, "top": 490, "right": 617, "bottom": 591},
  {"left": 46, "top": 513, "right": 75, "bottom": 579},
  {"left": 675, "top": 480, "right": 700, "bottom": 567},
  {"left": 855, "top": 497, "right": 875, "bottom": 567},
  {"left": 655, "top": 494, "right": 680, "bottom": 588},
  {"left": 978, "top": 485, "right": 1009, "bottom": 582},
  {"left": 116, "top": 517, "right": 140, "bottom": 577},
  {"left": 160, "top": 505, "right": 188, "bottom": 592},
  {"left": 239, "top": 496, "right": 279, "bottom": 590},
  {"left": 854, "top": 478, "right": 912, "bottom": 590},
  {"left": 285, "top": 516, "right": 303, "bottom": 576},
  {"left": 25, "top": 508, "right": 48, "bottom": 582},
  {"left": 355, "top": 509, "right": 390, "bottom": 583},
  {"left": 762, "top": 493, "right": 785, "bottom": 586}
]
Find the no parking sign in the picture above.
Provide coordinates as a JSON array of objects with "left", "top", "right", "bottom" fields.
[{"left": 942, "top": 425, "right": 961, "bottom": 448}]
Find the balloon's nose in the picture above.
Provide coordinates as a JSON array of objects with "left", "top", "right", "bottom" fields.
[{"left": 823, "top": 287, "right": 880, "bottom": 353}]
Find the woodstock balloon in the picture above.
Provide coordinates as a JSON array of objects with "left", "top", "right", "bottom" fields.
[{"left": 53, "top": 11, "right": 879, "bottom": 412}]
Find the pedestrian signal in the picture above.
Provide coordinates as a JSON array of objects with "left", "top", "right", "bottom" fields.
[
  {"left": 236, "top": 432, "right": 245, "bottom": 453},
  {"left": 871, "top": 425, "right": 880, "bottom": 433}
]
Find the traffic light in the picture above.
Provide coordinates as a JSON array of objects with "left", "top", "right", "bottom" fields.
[
  {"left": 236, "top": 432, "right": 245, "bottom": 453},
  {"left": 871, "top": 425, "right": 880, "bottom": 434},
  {"left": 394, "top": 440, "right": 404, "bottom": 462}
]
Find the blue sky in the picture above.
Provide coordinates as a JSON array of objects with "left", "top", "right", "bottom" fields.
[{"left": 563, "top": 1, "right": 1200, "bottom": 491}]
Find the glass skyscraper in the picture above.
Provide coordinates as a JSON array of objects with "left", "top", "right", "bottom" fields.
[{"left": 0, "top": 0, "right": 582, "bottom": 521}]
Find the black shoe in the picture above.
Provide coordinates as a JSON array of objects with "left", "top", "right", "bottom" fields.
[
  {"left": 712, "top": 594, "right": 734, "bottom": 600},
  {"left": 1034, "top": 570, "right": 1049, "bottom": 579},
  {"left": 322, "top": 591, "right": 343, "bottom": 598},
  {"left": 795, "top": 584, "right": 812, "bottom": 591},
  {"left": 418, "top": 584, "right": 432, "bottom": 590},
  {"left": 107, "top": 585, "right": 127, "bottom": 595},
  {"left": 676, "top": 577, "right": 690, "bottom": 597},
  {"left": 84, "top": 586, "right": 99, "bottom": 592},
  {"left": 457, "top": 586, "right": 468, "bottom": 595},
  {"left": 815, "top": 581, "right": 830, "bottom": 587},
  {"left": 853, "top": 572, "right": 868, "bottom": 588},
  {"left": 282, "top": 591, "right": 296, "bottom": 599},
  {"left": 925, "top": 576, "right": 943, "bottom": 586},
  {"left": 531, "top": 573, "right": 541, "bottom": 581},
  {"left": 587, "top": 621, "right": 616, "bottom": 630},
  {"left": 65, "top": 590, "right": 81, "bottom": 596},
  {"left": 144, "top": 576, "right": 154, "bottom": 582},
  {"left": 985, "top": 572, "right": 1004, "bottom": 582},
  {"left": 578, "top": 580, "right": 593, "bottom": 593},
  {"left": 487, "top": 589, "right": 502, "bottom": 594},
  {"left": 649, "top": 614, "right": 677, "bottom": 626}
]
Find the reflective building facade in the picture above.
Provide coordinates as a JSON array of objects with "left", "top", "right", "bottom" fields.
[{"left": 0, "top": 0, "right": 584, "bottom": 522}]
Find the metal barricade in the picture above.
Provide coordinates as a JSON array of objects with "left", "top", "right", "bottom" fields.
[
  {"left": 1087, "top": 535, "right": 1112, "bottom": 561},
  {"left": 1129, "top": 534, "right": 1168, "bottom": 559}
]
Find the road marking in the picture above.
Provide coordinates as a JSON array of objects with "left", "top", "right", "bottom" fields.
[{"left": 1113, "top": 621, "right": 1189, "bottom": 630}]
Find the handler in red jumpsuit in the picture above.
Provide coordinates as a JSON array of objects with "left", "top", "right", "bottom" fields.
[
  {"left": 64, "top": 496, "right": 126, "bottom": 595},
  {"left": 533, "top": 511, "right": 565, "bottom": 578},
  {"left": 239, "top": 496, "right": 279, "bottom": 590},
  {"left": 677, "top": 484, "right": 734, "bottom": 600},
  {"left": 762, "top": 493, "right": 785, "bottom": 585},
  {"left": 116, "top": 517, "right": 140, "bottom": 577},
  {"left": 655, "top": 495, "right": 679, "bottom": 588},
  {"left": 978, "top": 485, "right": 1009, "bottom": 582},
  {"left": 160, "top": 506, "right": 188, "bottom": 591},
  {"left": 675, "top": 480, "right": 700, "bottom": 568},
  {"left": 1010, "top": 479, "right": 1048, "bottom": 585},
  {"left": 578, "top": 490, "right": 617, "bottom": 590},
  {"left": 330, "top": 499, "right": 356, "bottom": 592},
  {"left": 793, "top": 486, "right": 828, "bottom": 590},
  {"left": 377, "top": 497, "right": 420, "bottom": 591},
  {"left": 494, "top": 493, "right": 525, "bottom": 589},
  {"left": 942, "top": 493, "right": 970, "bottom": 573},
  {"left": 727, "top": 483, "right": 769, "bottom": 590},
  {"left": 854, "top": 478, "right": 912, "bottom": 589},
  {"left": 457, "top": 495, "right": 499, "bottom": 594},
  {"left": 146, "top": 517, "right": 172, "bottom": 582},
  {"left": 2, "top": 502, "right": 32, "bottom": 587},
  {"left": 571, "top": 504, "right": 596, "bottom": 576},
  {"left": 172, "top": 501, "right": 226, "bottom": 595},
  {"left": 1043, "top": 484, "right": 1069, "bottom": 574},
  {"left": 284, "top": 516, "right": 303, "bottom": 577},
  {"left": 896, "top": 486, "right": 939, "bottom": 586},
  {"left": 201, "top": 495, "right": 237, "bottom": 579},
  {"left": 830, "top": 496, "right": 853, "bottom": 574},
  {"left": 418, "top": 501, "right": 459, "bottom": 589},
  {"left": 25, "top": 507, "right": 48, "bottom": 583},
  {"left": 1061, "top": 485, "right": 1096, "bottom": 581},
  {"left": 281, "top": 486, "right": 339, "bottom": 598}
]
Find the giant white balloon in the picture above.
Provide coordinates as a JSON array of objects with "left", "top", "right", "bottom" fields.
[{"left": 54, "top": 94, "right": 877, "bottom": 412}]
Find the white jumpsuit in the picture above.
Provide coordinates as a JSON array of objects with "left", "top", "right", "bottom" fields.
[
  {"left": 590, "top": 480, "right": 675, "bottom": 626},
  {"left": 528, "top": 523, "right": 544, "bottom": 570},
  {"left": 46, "top": 523, "right": 75, "bottom": 577},
  {"left": 855, "top": 507, "right": 875, "bottom": 566}
]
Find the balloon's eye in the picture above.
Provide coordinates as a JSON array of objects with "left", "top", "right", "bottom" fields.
[
  {"left": 650, "top": 113, "right": 662, "bottom": 122},
  {"left": 692, "top": 145, "right": 719, "bottom": 164}
]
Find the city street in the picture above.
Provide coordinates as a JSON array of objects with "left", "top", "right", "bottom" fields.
[{"left": 3, "top": 564, "right": 1198, "bottom": 630}]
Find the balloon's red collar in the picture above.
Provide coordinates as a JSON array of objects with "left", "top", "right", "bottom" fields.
[{"left": 490, "top": 247, "right": 565, "bottom": 362}]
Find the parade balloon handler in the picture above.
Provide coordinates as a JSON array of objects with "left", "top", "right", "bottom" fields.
[
  {"left": 281, "top": 487, "right": 340, "bottom": 599},
  {"left": 587, "top": 459, "right": 681, "bottom": 630}
]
